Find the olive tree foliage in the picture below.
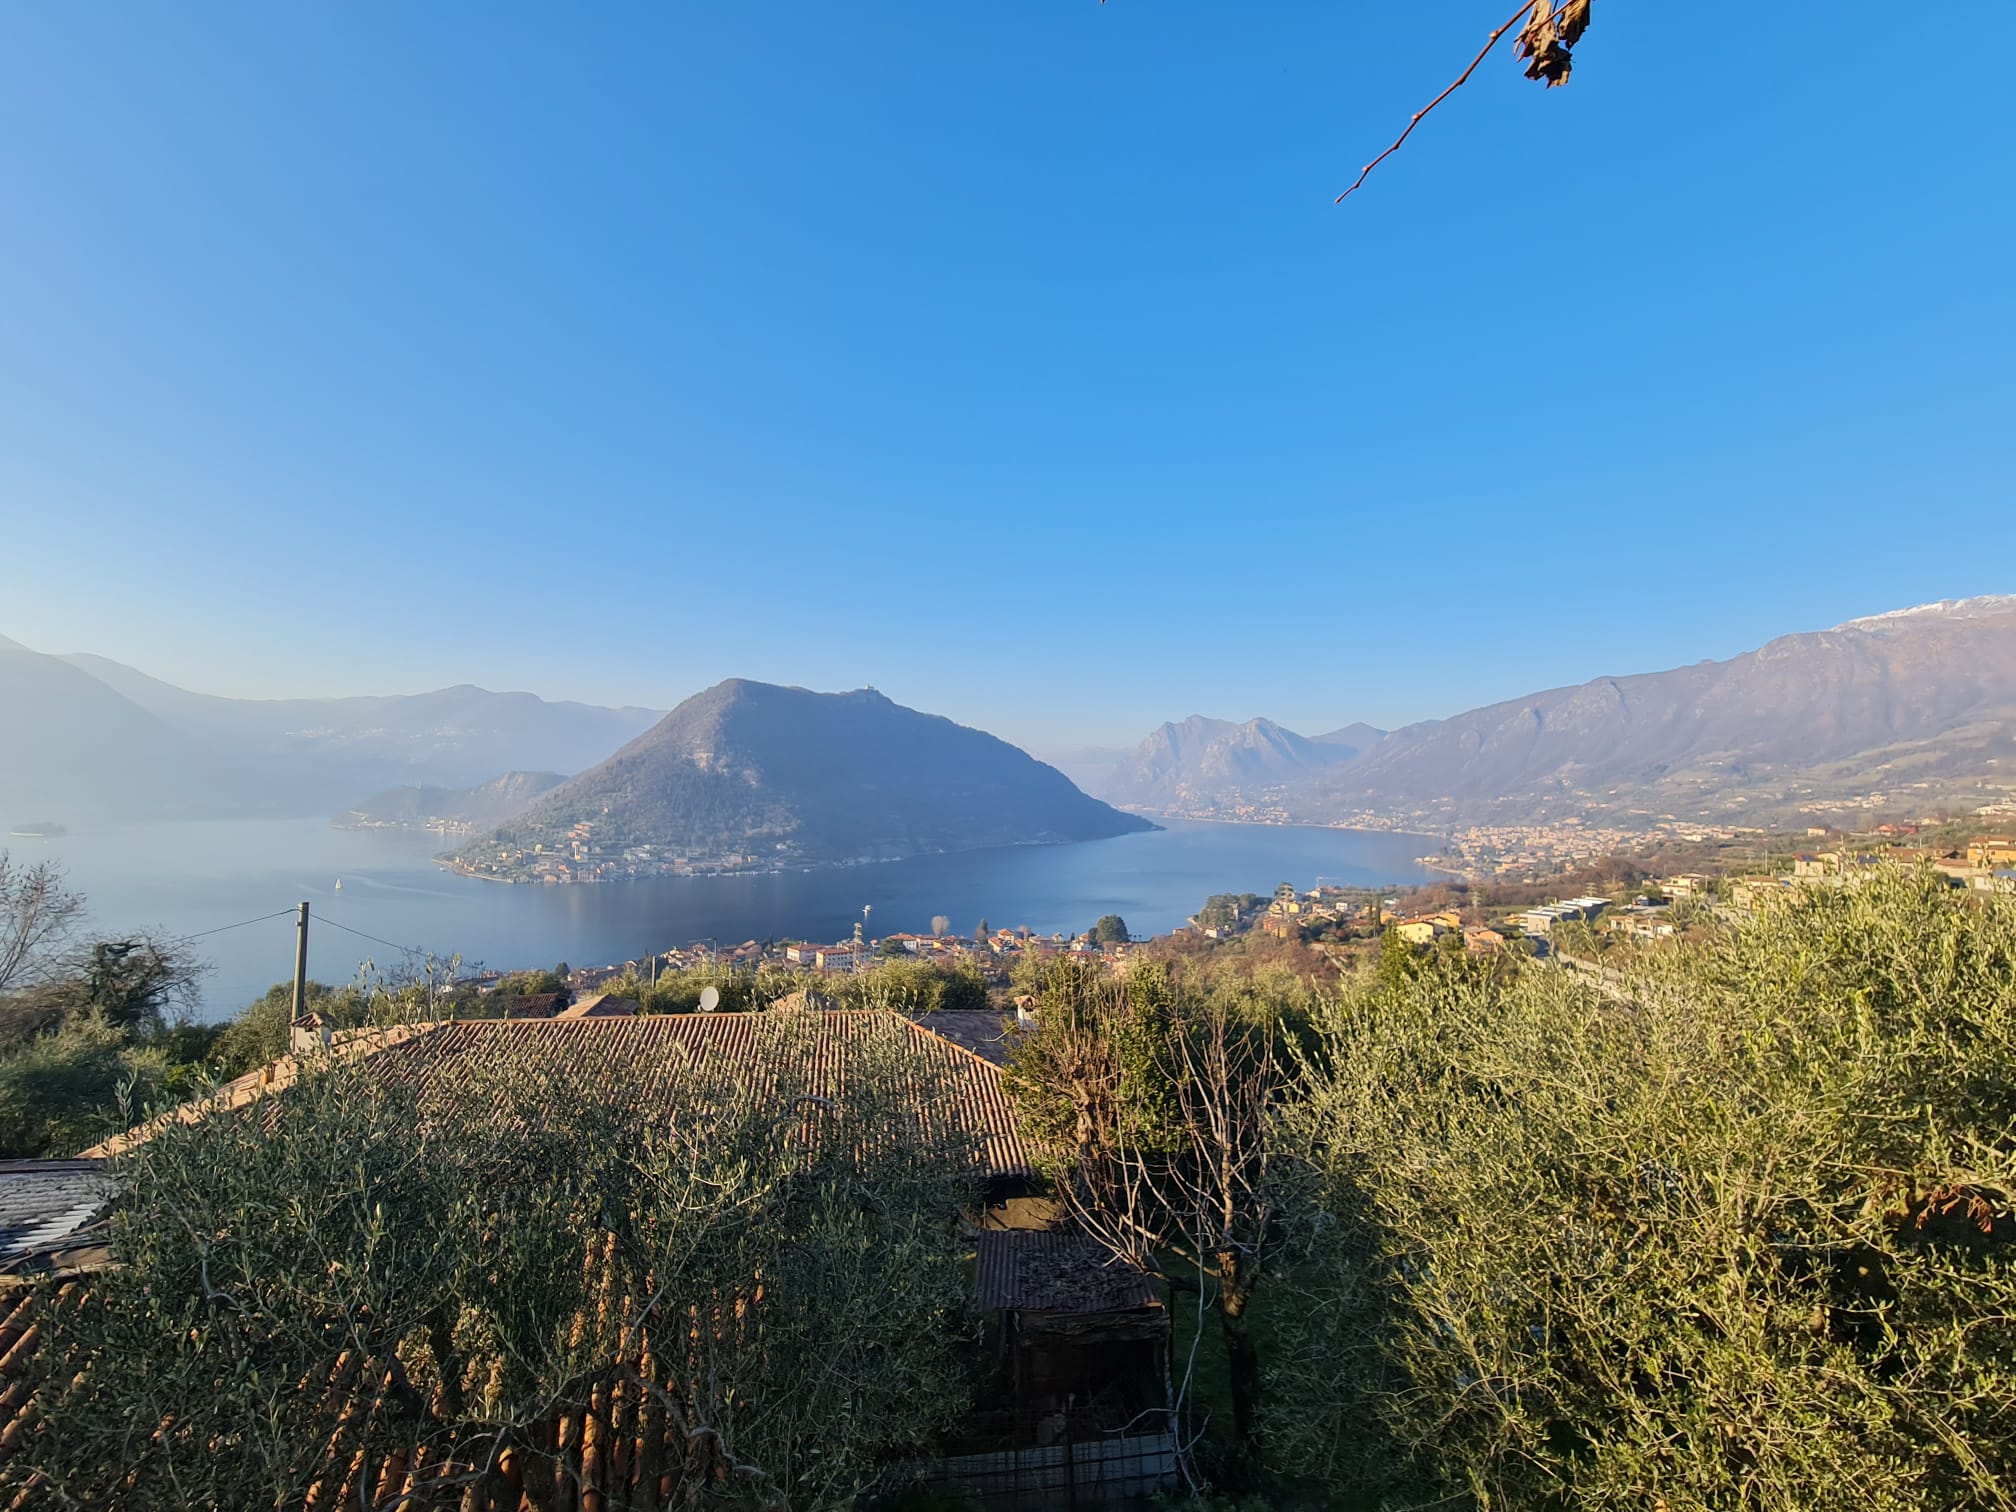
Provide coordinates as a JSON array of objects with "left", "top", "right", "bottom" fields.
[
  {"left": 14, "top": 1014, "right": 985, "bottom": 1510},
  {"left": 1271, "top": 867, "right": 2016, "bottom": 1509}
]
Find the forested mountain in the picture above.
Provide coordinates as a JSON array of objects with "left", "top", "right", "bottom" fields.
[
  {"left": 334, "top": 771, "right": 567, "bottom": 831},
  {"left": 456, "top": 680, "right": 1153, "bottom": 872}
]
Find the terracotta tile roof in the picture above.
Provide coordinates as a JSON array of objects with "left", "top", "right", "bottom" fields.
[
  {"left": 972, "top": 1231, "right": 1161, "bottom": 1314},
  {"left": 362, "top": 1011, "right": 1034, "bottom": 1181},
  {"left": 88, "top": 1010, "right": 1034, "bottom": 1181}
]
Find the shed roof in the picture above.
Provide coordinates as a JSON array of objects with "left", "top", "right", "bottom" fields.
[
  {"left": 914, "top": 1009, "right": 1020, "bottom": 1066},
  {"left": 0, "top": 1161, "right": 116, "bottom": 1277},
  {"left": 973, "top": 1230, "right": 1161, "bottom": 1314}
]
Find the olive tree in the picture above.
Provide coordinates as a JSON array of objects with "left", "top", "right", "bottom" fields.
[
  {"left": 1273, "top": 867, "right": 2016, "bottom": 1509},
  {"left": 12, "top": 1014, "right": 985, "bottom": 1509}
]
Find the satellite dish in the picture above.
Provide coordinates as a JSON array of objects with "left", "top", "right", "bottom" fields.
[{"left": 698, "top": 985, "right": 721, "bottom": 1013}]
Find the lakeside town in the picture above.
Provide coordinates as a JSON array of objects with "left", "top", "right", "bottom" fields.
[
  {"left": 451, "top": 823, "right": 2016, "bottom": 1013},
  {"left": 437, "top": 810, "right": 1752, "bottom": 888}
]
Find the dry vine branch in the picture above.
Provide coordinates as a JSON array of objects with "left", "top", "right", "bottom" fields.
[{"left": 1336, "top": 0, "right": 1590, "bottom": 204}]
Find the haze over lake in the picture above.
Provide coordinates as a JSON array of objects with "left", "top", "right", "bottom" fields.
[{"left": 23, "top": 818, "right": 1437, "bottom": 1019}]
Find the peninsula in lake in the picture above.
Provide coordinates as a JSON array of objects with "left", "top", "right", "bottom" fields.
[
  {"left": 442, "top": 679, "right": 1154, "bottom": 882},
  {"left": 334, "top": 771, "right": 567, "bottom": 834}
]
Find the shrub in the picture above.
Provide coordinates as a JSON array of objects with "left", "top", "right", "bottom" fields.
[{"left": 1275, "top": 868, "right": 2016, "bottom": 1509}]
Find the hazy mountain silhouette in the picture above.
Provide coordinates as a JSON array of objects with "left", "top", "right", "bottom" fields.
[
  {"left": 1312, "top": 722, "right": 1386, "bottom": 757},
  {"left": 0, "top": 642, "right": 221, "bottom": 821},
  {"left": 0, "top": 638, "right": 661, "bottom": 822},
  {"left": 1098, "top": 715, "right": 1374, "bottom": 810},
  {"left": 335, "top": 771, "right": 568, "bottom": 830},
  {"left": 62, "top": 653, "right": 660, "bottom": 790}
]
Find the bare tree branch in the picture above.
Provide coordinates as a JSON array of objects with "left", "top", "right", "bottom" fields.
[
  {"left": 0, "top": 852, "right": 86, "bottom": 996},
  {"left": 1335, "top": 1, "right": 1539, "bottom": 204}
]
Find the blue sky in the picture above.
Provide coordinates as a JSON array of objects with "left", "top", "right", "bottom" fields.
[{"left": 3, "top": 2, "right": 2010, "bottom": 752}]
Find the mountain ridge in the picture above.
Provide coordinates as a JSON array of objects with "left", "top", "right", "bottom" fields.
[
  {"left": 448, "top": 679, "right": 1153, "bottom": 880},
  {"left": 1103, "top": 597, "right": 2016, "bottom": 828}
]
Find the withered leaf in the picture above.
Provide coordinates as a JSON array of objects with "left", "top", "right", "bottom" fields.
[
  {"left": 1517, "top": 0, "right": 1582, "bottom": 87},
  {"left": 1514, "top": 0, "right": 1556, "bottom": 64},
  {"left": 1525, "top": 38, "right": 1574, "bottom": 86},
  {"left": 1558, "top": 0, "right": 1592, "bottom": 48}
]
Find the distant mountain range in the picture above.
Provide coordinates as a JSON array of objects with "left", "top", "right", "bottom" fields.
[
  {"left": 0, "top": 637, "right": 661, "bottom": 823},
  {"left": 1093, "top": 597, "right": 2016, "bottom": 829},
  {"left": 12, "top": 596, "right": 2013, "bottom": 840},
  {"left": 334, "top": 771, "right": 568, "bottom": 832},
  {"left": 448, "top": 680, "right": 1153, "bottom": 879},
  {"left": 1098, "top": 716, "right": 1385, "bottom": 811}
]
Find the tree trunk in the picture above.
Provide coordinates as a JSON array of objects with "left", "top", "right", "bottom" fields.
[{"left": 1216, "top": 1252, "right": 1262, "bottom": 1471}]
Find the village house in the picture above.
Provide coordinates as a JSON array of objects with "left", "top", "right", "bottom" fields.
[
  {"left": 1969, "top": 837, "right": 2016, "bottom": 869},
  {"left": 1516, "top": 896, "right": 1611, "bottom": 935}
]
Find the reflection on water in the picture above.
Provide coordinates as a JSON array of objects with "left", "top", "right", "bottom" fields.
[{"left": 20, "top": 817, "right": 1436, "bottom": 1020}]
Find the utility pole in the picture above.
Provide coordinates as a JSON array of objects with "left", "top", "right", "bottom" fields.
[{"left": 291, "top": 901, "right": 310, "bottom": 1020}]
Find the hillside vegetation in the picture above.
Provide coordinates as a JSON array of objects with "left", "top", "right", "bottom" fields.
[{"left": 1004, "top": 868, "right": 2016, "bottom": 1506}]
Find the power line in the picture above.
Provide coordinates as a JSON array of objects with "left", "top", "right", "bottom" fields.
[
  {"left": 315, "top": 912, "right": 431, "bottom": 958},
  {"left": 184, "top": 908, "right": 298, "bottom": 941}
]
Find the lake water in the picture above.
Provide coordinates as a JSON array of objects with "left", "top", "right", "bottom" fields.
[{"left": 16, "top": 818, "right": 1437, "bottom": 1020}]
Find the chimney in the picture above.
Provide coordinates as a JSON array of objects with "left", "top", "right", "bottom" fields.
[{"left": 289, "top": 1013, "right": 332, "bottom": 1056}]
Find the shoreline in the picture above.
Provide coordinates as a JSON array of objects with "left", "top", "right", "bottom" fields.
[
  {"left": 430, "top": 826, "right": 1164, "bottom": 888},
  {"left": 1115, "top": 809, "right": 1449, "bottom": 851}
]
